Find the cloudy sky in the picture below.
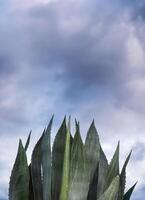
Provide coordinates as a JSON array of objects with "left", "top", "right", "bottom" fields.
[{"left": 0, "top": 0, "right": 145, "bottom": 199}]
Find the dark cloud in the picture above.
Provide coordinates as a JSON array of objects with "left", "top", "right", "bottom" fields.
[
  {"left": 133, "top": 4, "right": 145, "bottom": 21},
  {"left": 17, "top": 0, "right": 145, "bottom": 111},
  {"left": 0, "top": 0, "right": 144, "bottom": 134},
  {"left": 0, "top": 0, "right": 145, "bottom": 128},
  {"left": 16, "top": 1, "right": 128, "bottom": 95}
]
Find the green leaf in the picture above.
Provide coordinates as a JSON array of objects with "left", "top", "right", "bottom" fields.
[
  {"left": 123, "top": 183, "right": 137, "bottom": 200},
  {"left": 87, "top": 164, "right": 99, "bottom": 200},
  {"left": 31, "top": 132, "right": 44, "bottom": 200},
  {"left": 68, "top": 116, "right": 74, "bottom": 155},
  {"left": 85, "top": 120, "right": 100, "bottom": 180},
  {"left": 106, "top": 142, "right": 120, "bottom": 189},
  {"left": 97, "top": 146, "right": 108, "bottom": 198},
  {"left": 51, "top": 117, "right": 67, "bottom": 200},
  {"left": 9, "top": 140, "right": 30, "bottom": 200},
  {"left": 28, "top": 164, "right": 34, "bottom": 200},
  {"left": 60, "top": 119, "right": 71, "bottom": 200},
  {"left": 41, "top": 116, "right": 53, "bottom": 200},
  {"left": 68, "top": 123, "right": 87, "bottom": 200},
  {"left": 85, "top": 121, "right": 108, "bottom": 199},
  {"left": 69, "top": 122, "right": 82, "bottom": 185},
  {"left": 25, "top": 131, "right": 31, "bottom": 152},
  {"left": 84, "top": 121, "right": 100, "bottom": 200},
  {"left": 98, "top": 176, "right": 120, "bottom": 200},
  {"left": 118, "top": 151, "right": 132, "bottom": 200}
]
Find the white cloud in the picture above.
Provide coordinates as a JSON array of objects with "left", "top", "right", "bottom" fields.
[
  {"left": 126, "top": 26, "right": 145, "bottom": 69},
  {"left": 10, "top": 0, "right": 53, "bottom": 10}
]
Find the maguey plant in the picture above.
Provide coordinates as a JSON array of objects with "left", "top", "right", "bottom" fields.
[{"left": 9, "top": 117, "right": 137, "bottom": 200}]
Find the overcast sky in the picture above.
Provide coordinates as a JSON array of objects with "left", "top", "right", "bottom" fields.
[{"left": 0, "top": 0, "right": 145, "bottom": 199}]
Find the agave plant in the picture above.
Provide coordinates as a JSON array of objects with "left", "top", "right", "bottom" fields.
[{"left": 9, "top": 117, "right": 136, "bottom": 200}]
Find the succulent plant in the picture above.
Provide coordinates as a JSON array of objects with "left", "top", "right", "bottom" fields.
[{"left": 9, "top": 117, "right": 136, "bottom": 200}]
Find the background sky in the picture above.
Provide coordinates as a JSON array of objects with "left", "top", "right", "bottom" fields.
[{"left": 0, "top": 0, "right": 145, "bottom": 199}]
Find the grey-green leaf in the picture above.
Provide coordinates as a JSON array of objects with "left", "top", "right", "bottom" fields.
[
  {"left": 60, "top": 120, "right": 71, "bottom": 200},
  {"left": 123, "top": 183, "right": 137, "bottom": 200},
  {"left": 97, "top": 146, "right": 108, "bottom": 198},
  {"left": 31, "top": 133, "right": 44, "bottom": 200},
  {"left": 87, "top": 163, "right": 99, "bottom": 200},
  {"left": 28, "top": 164, "right": 34, "bottom": 200},
  {"left": 41, "top": 117, "right": 53, "bottom": 200},
  {"left": 51, "top": 117, "right": 67, "bottom": 200},
  {"left": 118, "top": 151, "right": 132, "bottom": 200},
  {"left": 68, "top": 124, "right": 87, "bottom": 200},
  {"left": 85, "top": 121, "right": 100, "bottom": 200},
  {"left": 25, "top": 131, "right": 31, "bottom": 152},
  {"left": 98, "top": 176, "right": 120, "bottom": 200},
  {"left": 85, "top": 120, "right": 100, "bottom": 181},
  {"left": 106, "top": 142, "right": 120, "bottom": 189},
  {"left": 9, "top": 140, "right": 30, "bottom": 200}
]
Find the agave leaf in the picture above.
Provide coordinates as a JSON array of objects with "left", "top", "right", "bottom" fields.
[
  {"left": 31, "top": 132, "right": 44, "bottom": 200},
  {"left": 29, "top": 164, "right": 34, "bottom": 200},
  {"left": 84, "top": 121, "right": 100, "bottom": 200},
  {"left": 25, "top": 131, "right": 31, "bottom": 152},
  {"left": 69, "top": 122, "right": 81, "bottom": 184},
  {"left": 51, "top": 117, "right": 67, "bottom": 200},
  {"left": 68, "top": 123, "right": 88, "bottom": 200},
  {"left": 87, "top": 164, "right": 99, "bottom": 200},
  {"left": 68, "top": 116, "right": 74, "bottom": 155},
  {"left": 9, "top": 140, "right": 30, "bottom": 200},
  {"left": 105, "top": 142, "right": 120, "bottom": 189},
  {"left": 123, "top": 183, "right": 137, "bottom": 200},
  {"left": 41, "top": 117, "right": 53, "bottom": 200},
  {"left": 86, "top": 121, "right": 108, "bottom": 199},
  {"left": 60, "top": 119, "right": 71, "bottom": 200},
  {"left": 85, "top": 120, "right": 100, "bottom": 180},
  {"left": 98, "top": 176, "right": 120, "bottom": 200},
  {"left": 97, "top": 146, "right": 108, "bottom": 198},
  {"left": 118, "top": 151, "right": 132, "bottom": 200}
]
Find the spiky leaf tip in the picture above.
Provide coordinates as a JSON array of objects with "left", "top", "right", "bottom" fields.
[
  {"left": 60, "top": 118, "right": 71, "bottom": 200},
  {"left": 105, "top": 142, "right": 120, "bottom": 189},
  {"left": 41, "top": 116, "right": 53, "bottom": 200},
  {"left": 123, "top": 182, "right": 137, "bottom": 200},
  {"left": 9, "top": 139, "right": 30, "bottom": 200},
  {"left": 51, "top": 117, "right": 67, "bottom": 200}
]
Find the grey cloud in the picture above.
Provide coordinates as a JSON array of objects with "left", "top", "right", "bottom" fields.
[
  {"left": 22, "top": 2, "right": 128, "bottom": 90},
  {"left": 0, "top": 0, "right": 145, "bottom": 124},
  {"left": 133, "top": 4, "right": 145, "bottom": 21},
  {"left": 21, "top": 0, "right": 145, "bottom": 111}
]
